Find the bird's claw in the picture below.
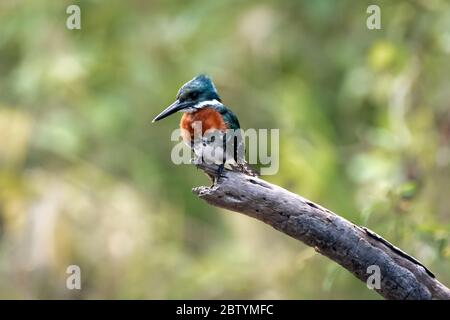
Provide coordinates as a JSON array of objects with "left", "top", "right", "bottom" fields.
[
  {"left": 213, "top": 164, "right": 226, "bottom": 184},
  {"left": 191, "top": 156, "right": 203, "bottom": 166}
]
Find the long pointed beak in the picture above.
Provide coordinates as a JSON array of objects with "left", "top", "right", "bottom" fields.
[{"left": 152, "top": 100, "right": 189, "bottom": 122}]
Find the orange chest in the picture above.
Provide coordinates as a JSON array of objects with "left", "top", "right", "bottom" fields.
[{"left": 180, "top": 108, "right": 227, "bottom": 138}]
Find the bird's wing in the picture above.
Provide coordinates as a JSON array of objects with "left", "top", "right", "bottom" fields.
[{"left": 215, "top": 105, "right": 240, "bottom": 130}]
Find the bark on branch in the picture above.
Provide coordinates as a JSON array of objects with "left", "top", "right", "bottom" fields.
[{"left": 192, "top": 163, "right": 450, "bottom": 300}]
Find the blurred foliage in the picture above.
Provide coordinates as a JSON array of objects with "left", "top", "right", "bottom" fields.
[{"left": 0, "top": 0, "right": 450, "bottom": 299}]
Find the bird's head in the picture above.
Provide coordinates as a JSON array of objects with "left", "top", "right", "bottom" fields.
[{"left": 152, "top": 74, "right": 221, "bottom": 122}]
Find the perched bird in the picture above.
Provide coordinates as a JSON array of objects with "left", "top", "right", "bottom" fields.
[{"left": 152, "top": 74, "right": 257, "bottom": 180}]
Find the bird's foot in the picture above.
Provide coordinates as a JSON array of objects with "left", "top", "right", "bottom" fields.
[
  {"left": 214, "top": 164, "right": 226, "bottom": 185},
  {"left": 191, "top": 156, "right": 203, "bottom": 166}
]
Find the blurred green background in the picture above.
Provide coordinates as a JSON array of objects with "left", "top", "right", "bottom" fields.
[{"left": 1, "top": 0, "right": 449, "bottom": 299}]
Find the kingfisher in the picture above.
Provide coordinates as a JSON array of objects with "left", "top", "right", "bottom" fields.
[{"left": 152, "top": 74, "right": 257, "bottom": 180}]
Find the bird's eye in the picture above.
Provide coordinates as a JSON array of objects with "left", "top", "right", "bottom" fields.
[{"left": 190, "top": 91, "right": 199, "bottom": 99}]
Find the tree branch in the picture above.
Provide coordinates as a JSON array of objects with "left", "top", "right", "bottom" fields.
[{"left": 192, "top": 163, "right": 450, "bottom": 300}]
